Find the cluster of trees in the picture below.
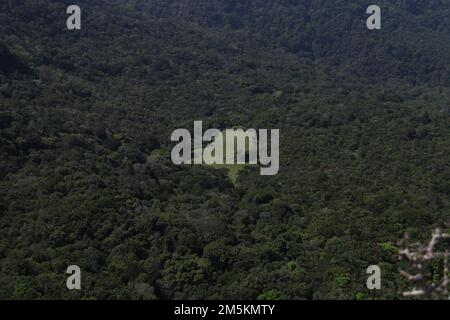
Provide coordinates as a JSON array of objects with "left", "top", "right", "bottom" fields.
[{"left": 1, "top": 0, "right": 450, "bottom": 299}]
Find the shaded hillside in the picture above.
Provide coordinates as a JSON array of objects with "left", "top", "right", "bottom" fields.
[{"left": 0, "top": 0, "right": 450, "bottom": 299}]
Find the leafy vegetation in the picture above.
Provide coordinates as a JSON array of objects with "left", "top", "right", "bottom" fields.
[{"left": 1, "top": 0, "right": 450, "bottom": 299}]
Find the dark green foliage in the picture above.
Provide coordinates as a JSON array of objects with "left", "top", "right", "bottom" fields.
[
  {"left": 0, "top": 0, "right": 450, "bottom": 299},
  {"left": 0, "top": 43, "right": 28, "bottom": 75}
]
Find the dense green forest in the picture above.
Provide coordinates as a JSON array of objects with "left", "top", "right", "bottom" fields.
[{"left": 1, "top": 0, "right": 450, "bottom": 299}]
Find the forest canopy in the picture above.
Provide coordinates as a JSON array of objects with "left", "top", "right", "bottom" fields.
[{"left": 1, "top": 0, "right": 450, "bottom": 299}]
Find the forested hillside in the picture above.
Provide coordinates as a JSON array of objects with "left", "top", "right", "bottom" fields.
[{"left": 1, "top": 0, "right": 450, "bottom": 299}]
